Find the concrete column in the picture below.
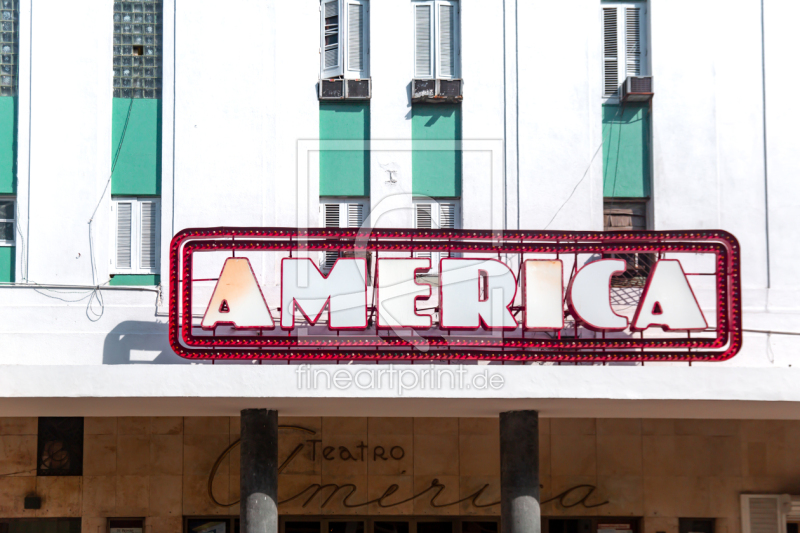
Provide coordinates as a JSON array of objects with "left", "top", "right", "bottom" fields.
[
  {"left": 500, "top": 411, "right": 540, "bottom": 533},
  {"left": 240, "top": 409, "right": 278, "bottom": 533}
]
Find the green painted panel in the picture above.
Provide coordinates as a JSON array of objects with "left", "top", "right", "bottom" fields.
[
  {"left": 0, "top": 96, "right": 17, "bottom": 194},
  {"left": 0, "top": 246, "right": 14, "bottom": 282},
  {"left": 109, "top": 274, "right": 160, "bottom": 286},
  {"left": 111, "top": 98, "right": 162, "bottom": 196},
  {"left": 412, "top": 104, "right": 461, "bottom": 198},
  {"left": 602, "top": 103, "right": 651, "bottom": 198},
  {"left": 319, "top": 102, "right": 370, "bottom": 197}
]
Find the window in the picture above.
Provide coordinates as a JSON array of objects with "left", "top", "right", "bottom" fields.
[
  {"left": 110, "top": 519, "right": 145, "bottom": 533},
  {"left": 413, "top": 0, "right": 459, "bottom": 79},
  {"left": 0, "top": 0, "right": 18, "bottom": 97},
  {"left": 602, "top": 2, "right": 647, "bottom": 99},
  {"left": 113, "top": 0, "right": 163, "bottom": 99},
  {"left": 320, "top": 198, "right": 369, "bottom": 273},
  {"left": 0, "top": 197, "right": 13, "bottom": 245},
  {"left": 111, "top": 197, "right": 160, "bottom": 275},
  {"left": 603, "top": 199, "right": 652, "bottom": 286},
  {"left": 37, "top": 417, "right": 84, "bottom": 476},
  {"left": 679, "top": 519, "right": 714, "bottom": 533},
  {"left": 414, "top": 199, "right": 458, "bottom": 268},
  {"left": 321, "top": 0, "right": 369, "bottom": 80}
]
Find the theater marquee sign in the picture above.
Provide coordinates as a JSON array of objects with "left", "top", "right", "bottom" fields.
[{"left": 169, "top": 228, "right": 741, "bottom": 361}]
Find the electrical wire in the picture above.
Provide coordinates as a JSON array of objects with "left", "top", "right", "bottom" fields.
[
  {"left": 85, "top": 97, "right": 135, "bottom": 321},
  {"left": 543, "top": 103, "right": 625, "bottom": 230}
]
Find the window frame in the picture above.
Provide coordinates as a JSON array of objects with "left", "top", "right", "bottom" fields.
[
  {"left": 412, "top": 0, "right": 460, "bottom": 80},
  {"left": 0, "top": 197, "right": 15, "bottom": 246},
  {"left": 601, "top": 1, "right": 648, "bottom": 103},
  {"left": 110, "top": 197, "right": 161, "bottom": 276},
  {"left": 320, "top": 0, "right": 370, "bottom": 80}
]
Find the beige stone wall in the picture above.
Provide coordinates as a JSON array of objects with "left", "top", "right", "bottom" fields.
[{"left": 0, "top": 417, "right": 799, "bottom": 533}]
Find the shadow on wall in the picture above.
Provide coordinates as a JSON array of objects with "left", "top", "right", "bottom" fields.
[{"left": 102, "top": 320, "right": 186, "bottom": 364}]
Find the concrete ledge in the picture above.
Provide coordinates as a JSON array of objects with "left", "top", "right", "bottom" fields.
[{"left": 1, "top": 365, "right": 799, "bottom": 418}]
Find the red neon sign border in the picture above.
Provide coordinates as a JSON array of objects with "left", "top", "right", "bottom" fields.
[{"left": 168, "top": 227, "right": 741, "bottom": 362}]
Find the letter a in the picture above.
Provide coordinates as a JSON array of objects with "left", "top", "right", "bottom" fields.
[
  {"left": 632, "top": 260, "right": 707, "bottom": 331},
  {"left": 201, "top": 258, "right": 275, "bottom": 330}
]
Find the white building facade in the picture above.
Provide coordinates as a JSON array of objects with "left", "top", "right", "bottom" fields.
[{"left": 0, "top": 1, "right": 799, "bottom": 533}]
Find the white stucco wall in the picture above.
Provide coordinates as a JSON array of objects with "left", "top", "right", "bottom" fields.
[{"left": 0, "top": 0, "right": 798, "bottom": 414}]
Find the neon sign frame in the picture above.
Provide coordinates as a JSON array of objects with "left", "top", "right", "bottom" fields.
[{"left": 168, "top": 227, "right": 741, "bottom": 362}]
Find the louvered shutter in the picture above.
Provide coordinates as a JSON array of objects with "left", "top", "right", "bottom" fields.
[
  {"left": 414, "top": 3, "right": 433, "bottom": 78},
  {"left": 347, "top": 203, "right": 364, "bottom": 229},
  {"left": 140, "top": 201, "right": 157, "bottom": 271},
  {"left": 741, "top": 495, "right": 786, "bottom": 533},
  {"left": 438, "top": 3, "right": 456, "bottom": 78},
  {"left": 439, "top": 203, "right": 456, "bottom": 259},
  {"left": 321, "top": 0, "right": 343, "bottom": 78},
  {"left": 323, "top": 203, "right": 341, "bottom": 272},
  {"left": 625, "top": 7, "right": 642, "bottom": 77},
  {"left": 115, "top": 202, "right": 132, "bottom": 269},
  {"left": 347, "top": 1, "right": 366, "bottom": 75},
  {"left": 415, "top": 203, "right": 432, "bottom": 259},
  {"left": 602, "top": 7, "right": 619, "bottom": 97}
]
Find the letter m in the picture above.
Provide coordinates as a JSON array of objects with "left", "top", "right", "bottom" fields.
[{"left": 280, "top": 258, "right": 368, "bottom": 330}]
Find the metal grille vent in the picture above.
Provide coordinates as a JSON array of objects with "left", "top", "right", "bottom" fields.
[
  {"left": 113, "top": 1, "right": 163, "bottom": 98},
  {"left": 0, "top": 0, "right": 18, "bottom": 96},
  {"left": 629, "top": 76, "right": 651, "bottom": 93},
  {"left": 37, "top": 417, "right": 84, "bottom": 476}
]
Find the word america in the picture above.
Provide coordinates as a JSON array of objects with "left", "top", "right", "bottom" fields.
[{"left": 200, "top": 257, "right": 706, "bottom": 332}]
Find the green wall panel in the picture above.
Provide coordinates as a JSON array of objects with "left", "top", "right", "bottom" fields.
[
  {"left": 109, "top": 274, "right": 160, "bottom": 286},
  {"left": 412, "top": 104, "right": 461, "bottom": 198},
  {"left": 0, "top": 96, "right": 17, "bottom": 194},
  {"left": 0, "top": 246, "right": 14, "bottom": 282},
  {"left": 319, "top": 102, "right": 370, "bottom": 197},
  {"left": 111, "top": 98, "right": 162, "bottom": 196},
  {"left": 602, "top": 103, "right": 651, "bottom": 198}
]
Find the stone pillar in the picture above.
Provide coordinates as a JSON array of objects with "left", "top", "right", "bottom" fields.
[
  {"left": 241, "top": 409, "right": 278, "bottom": 533},
  {"left": 500, "top": 411, "right": 540, "bottom": 533}
]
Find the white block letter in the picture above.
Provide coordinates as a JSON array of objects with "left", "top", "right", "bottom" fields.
[
  {"left": 568, "top": 259, "right": 627, "bottom": 331},
  {"left": 632, "top": 260, "right": 708, "bottom": 331},
  {"left": 201, "top": 258, "right": 274, "bottom": 330},
  {"left": 440, "top": 259, "right": 518, "bottom": 330},
  {"left": 377, "top": 258, "right": 432, "bottom": 328},
  {"left": 281, "top": 258, "right": 367, "bottom": 330},
  {"left": 523, "top": 260, "right": 564, "bottom": 330}
]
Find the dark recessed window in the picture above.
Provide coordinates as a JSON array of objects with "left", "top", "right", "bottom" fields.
[{"left": 36, "top": 417, "right": 84, "bottom": 476}]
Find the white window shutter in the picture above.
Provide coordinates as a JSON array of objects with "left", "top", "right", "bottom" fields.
[
  {"left": 741, "top": 495, "right": 787, "bottom": 533},
  {"left": 115, "top": 202, "right": 132, "bottom": 269},
  {"left": 140, "top": 201, "right": 157, "bottom": 271},
  {"left": 347, "top": 1, "right": 365, "bottom": 75},
  {"left": 414, "top": 3, "right": 433, "bottom": 78},
  {"left": 439, "top": 203, "right": 456, "bottom": 229},
  {"left": 438, "top": 3, "right": 456, "bottom": 78},
  {"left": 625, "top": 7, "right": 642, "bottom": 77},
  {"left": 602, "top": 7, "right": 619, "bottom": 97},
  {"left": 324, "top": 203, "right": 341, "bottom": 228},
  {"left": 323, "top": 203, "right": 341, "bottom": 272},
  {"left": 415, "top": 203, "right": 432, "bottom": 260},
  {"left": 321, "top": 0, "right": 343, "bottom": 78},
  {"left": 347, "top": 203, "right": 364, "bottom": 228}
]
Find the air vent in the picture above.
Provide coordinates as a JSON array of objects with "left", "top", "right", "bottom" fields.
[
  {"left": 319, "top": 78, "right": 371, "bottom": 100},
  {"left": 319, "top": 79, "right": 344, "bottom": 99},
  {"left": 622, "top": 76, "right": 653, "bottom": 103},
  {"left": 346, "top": 79, "right": 371, "bottom": 99},
  {"left": 411, "top": 79, "right": 463, "bottom": 103}
]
